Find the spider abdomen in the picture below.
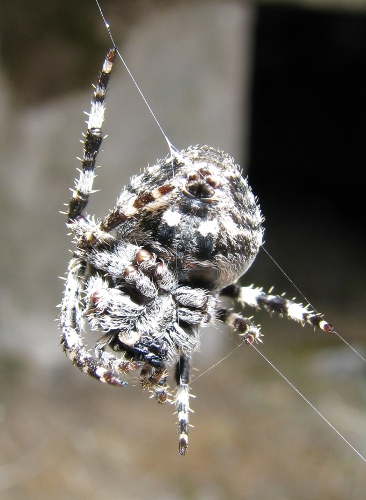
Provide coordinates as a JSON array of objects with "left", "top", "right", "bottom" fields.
[{"left": 117, "top": 146, "right": 263, "bottom": 290}]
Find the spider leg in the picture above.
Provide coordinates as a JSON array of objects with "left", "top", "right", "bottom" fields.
[
  {"left": 174, "top": 353, "right": 192, "bottom": 455},
  {"left": 65, "top": 45, "right": 176, "bottom": 242},
  {"left": 84, "top": 265, "right": 173, "bottom": 399},
  {"left": 60, "top": 257, "right": 134, "bottom": 386},
  {"left": 216, "top": 308, "right": 262, "bottom": 344},
  {"left": 140, "top": 363, "right": 169, "bottom": 403},
  {"left": 67, "top": 48, "right": 116, "bottom": 222},
  {"left": 220, "top": 284, "right": 334, "bottom": 333}
]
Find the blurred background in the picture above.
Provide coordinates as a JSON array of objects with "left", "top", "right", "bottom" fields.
[{"left": 0, "top": 0, "right": 366, "bottom": 498}]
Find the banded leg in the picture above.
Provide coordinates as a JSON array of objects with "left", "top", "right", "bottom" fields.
[
  {"left": 221, "top": 284, "right": 334, "bottom": 333},
  {"left": 175, "top": 354, "right": 192, "bottom": 455},
  {"left": 67, "top": 48, "right": 116, "bottom": 222},
  {"left": 60, "top": 257, "right": 132, "bottom": 386},
  {"left": 216, "top": 308, "right": 262, "bottom": 344},
  {"left": 140, "top": 364, "right": 169, "bottom": 403}
]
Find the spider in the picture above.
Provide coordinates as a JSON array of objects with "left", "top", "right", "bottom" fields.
[{"left": 60, "top": 47, "right": 334, "bottom": 455}]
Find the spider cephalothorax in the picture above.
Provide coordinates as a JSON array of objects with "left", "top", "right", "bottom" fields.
[{"left": 60, "top": 48, "right": 333, "bottom": 455}]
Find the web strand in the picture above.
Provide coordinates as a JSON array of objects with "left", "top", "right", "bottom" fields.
[
  {"left": 94, "top": 0, "right": 177, "bottom": 157},
  {"left": 193, "top": 337, "right": 366, "bottom": 462},
  {"left": 250, "top": 343, "right": 366, "bottom": 462},
  {"left": 191, "top": 344, "right": 242, "bottom": 384}
]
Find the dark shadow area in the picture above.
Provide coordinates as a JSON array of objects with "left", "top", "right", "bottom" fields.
[{"left": 248, "top": 5, "right": 366, "bottom": 318}]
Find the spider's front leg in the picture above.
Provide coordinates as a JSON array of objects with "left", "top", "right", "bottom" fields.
[
  {"left": 221, "top": 284, "right": 334, "bottom": 333},
  {"left": 83, "top": 254, "right": 171, "bottom": 393},
  {"left": 60, "top": 257, "right": 130, "bottom": 387}
]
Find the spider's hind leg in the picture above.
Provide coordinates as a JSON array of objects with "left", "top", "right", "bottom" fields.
[
  {"left": 67, "top": 48, "right": 116, "bottom": 222},
  {"left": 216, "top": 308, "right": 262, "bottom": 344},
  {"left": 174, "top": 353, "right": 192, "bottom": 455},
  {"left": 221, "top": 284, "right": 334, "bottom": 333}
]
